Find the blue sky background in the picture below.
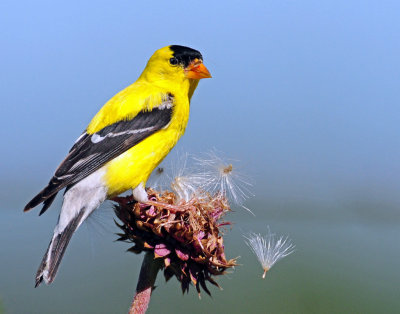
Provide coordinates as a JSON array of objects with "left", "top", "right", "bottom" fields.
[
  {"left": 1, "top": 1, "right": 400, "bottom": 313},
  {"left": 2, "top": 0, "right": 400, "bottom": 205}
]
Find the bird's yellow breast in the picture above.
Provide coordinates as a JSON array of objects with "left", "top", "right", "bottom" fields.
[{"left": 102, "top": 82, "right": 191, "bottom": 197}]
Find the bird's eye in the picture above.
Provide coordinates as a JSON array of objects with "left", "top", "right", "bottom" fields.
[{"left": 169, "top": 57, "right": 178, "bottom": 65}]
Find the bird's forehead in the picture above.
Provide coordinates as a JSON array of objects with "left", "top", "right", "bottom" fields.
[
  {"left": 170, "top": 45, "right": 202, "bottom": 60},
  {"left": 153, "top": 46, "right": 174, "bottom": 58},
  {"left": 170, "top": 45, "right": 203, "bottom": 67},
  {"left": 149, "top": 45, "right": 203, "bottom": 68}
]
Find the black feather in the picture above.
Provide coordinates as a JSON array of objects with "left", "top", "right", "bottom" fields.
[
  {"left": 39, "top": 194, "right": 57, "bottom": 216},
  {"left": 24, "top": 96, "right": 173, "bottom": 213},
  {"left": 170, "top": 45, "right": 203, "bottom": 67},
  {"left": 35, "top": 209, "right": 85, "bottom": 287}
]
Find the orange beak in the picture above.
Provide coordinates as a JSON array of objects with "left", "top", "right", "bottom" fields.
[{"left": 185, "top": 59, "right": 212, "bottom": 79}]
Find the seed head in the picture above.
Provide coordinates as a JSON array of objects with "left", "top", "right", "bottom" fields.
[
  {"left": 113, "top": 188, "right": 237, "bottom": 296},
  {"left": 193, "top": 151, "right": 253, "bottom": 210},
  {"left": 244, "top": 228, "right": 295, "bottom": 278},
  {"left": 151, "top": 152, "right": 208, "bottom": 202}
]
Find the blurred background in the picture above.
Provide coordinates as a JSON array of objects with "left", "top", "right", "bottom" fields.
[{"left": 1, "top": 0, "right": 400, "bottom": 313}]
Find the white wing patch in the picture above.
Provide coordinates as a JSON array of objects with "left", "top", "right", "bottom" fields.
[
  {"left": 74, "top": 132, "right": 86, "bottom": 144},
  {"left": 55, "top": 173, "right": 75, "bottom": 180},
  {"left": 156, "top": 100, "right": 173, "bottom": 110},
  {"left": 91, "top": 126, "right": 155, "bottom": 144},
  {"left": 69, "top": 153, "right": 101, "bottom": 171}
]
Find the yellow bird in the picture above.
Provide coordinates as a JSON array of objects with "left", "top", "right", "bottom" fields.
[{"left": 24, "top": 45, "right": 211, "bottom": 287}]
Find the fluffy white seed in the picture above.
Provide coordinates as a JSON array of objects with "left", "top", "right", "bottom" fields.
[
  {"left": 193, "top": 151, "right": 253, "bottom": 210},
  {"left": 244, "top": 228, "right": 295, "bottom": 278}
]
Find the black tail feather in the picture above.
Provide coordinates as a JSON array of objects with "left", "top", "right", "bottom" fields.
[
  {"left": 24, "top": 185, "right": 58, "bottom": 212},
  {"left": 24, "top": 176, "right": 65, "bottom": 212},
  {"left": 35, "top": 209, "right": 85, "bottom": 287},
  {"left": 39, "top": 194, "right": 57, "bottom": 216}
]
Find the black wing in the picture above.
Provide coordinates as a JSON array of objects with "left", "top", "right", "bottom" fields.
[{"left": 24, "top": 97, "right": 173, "bottom": 214}]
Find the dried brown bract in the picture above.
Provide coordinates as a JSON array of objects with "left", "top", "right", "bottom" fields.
[{"left": 113, "top": 188, "right": 237, "bottom": 297}]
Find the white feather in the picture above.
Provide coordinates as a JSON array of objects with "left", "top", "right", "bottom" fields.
[
  {"left": 132, "top": 183, "right": 148, "bottom": 203},
  {"left": 55, "top": 168, "right": 108, "bottom": 234},
  {"left": 40, "top": 168, "right": 108, "bottom": 283},
  {"left": 91, "top": 126, "right": 155, "bottom": 143}
]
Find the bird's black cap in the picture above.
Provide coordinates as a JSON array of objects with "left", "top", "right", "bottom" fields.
[{"left": 170, "top": 45, "right": 203, "bottom": 68}]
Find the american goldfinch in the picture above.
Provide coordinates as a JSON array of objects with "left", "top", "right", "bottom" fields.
[{"left": 24, "top": 45, "right": 211, "bottom": 287}]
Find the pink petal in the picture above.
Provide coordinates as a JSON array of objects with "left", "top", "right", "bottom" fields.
[
  {"left": 196, "top": 231, "right": 205, "bottom": 241},
  {"left": 154, "top": 243, "right": 170, "bottom": 258},
  {"left": 139, "top": 203, "right": 149, "bottom": 210},
  {"left": 147, "top": 206, "right": 157, "bottom": 216},
  {"left": 175, "top": 248, "right": 189, "bottom": 261}
]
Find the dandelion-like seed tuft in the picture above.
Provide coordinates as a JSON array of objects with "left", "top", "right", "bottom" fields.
[
  {"left": 194, "top": 151, "right": 253, "bottom": 210},
  {"left": 147, "top": 167, "right": 168, "bottom": 192},
  {"left": 244, "top": 228, "right": 295, "bottom": 278},
  {"left": 149, "top": 151, "right": 252, "bottom": 208},
  {"left": 154, "top": 152, "right": 207, "bottom": 202},
  {"left": 170, "top": 174, "right": 206, "bottom": 203}
]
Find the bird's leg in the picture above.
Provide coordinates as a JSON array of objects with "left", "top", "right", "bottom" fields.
[{"left": 132, "top": 183, "right": 149, "bottom": 203}]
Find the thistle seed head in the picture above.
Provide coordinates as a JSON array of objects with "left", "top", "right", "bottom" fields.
[
  {"left": 193, "top": 151, "right": 253, "bottom": 210},
  {"left": 244, "top": 228, "right": 295, "bottom": 278},
  {"left": 113, "top": 188, "right": 237, "bottom": 297}
]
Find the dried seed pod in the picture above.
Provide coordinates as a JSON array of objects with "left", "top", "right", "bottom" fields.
[{"left": 113, "top": 188, "right": 237, "bottom": 296}]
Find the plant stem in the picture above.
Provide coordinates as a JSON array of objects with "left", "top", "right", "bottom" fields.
[{"left": 129, "top": 252, "right": 162, "bottom": 314}]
